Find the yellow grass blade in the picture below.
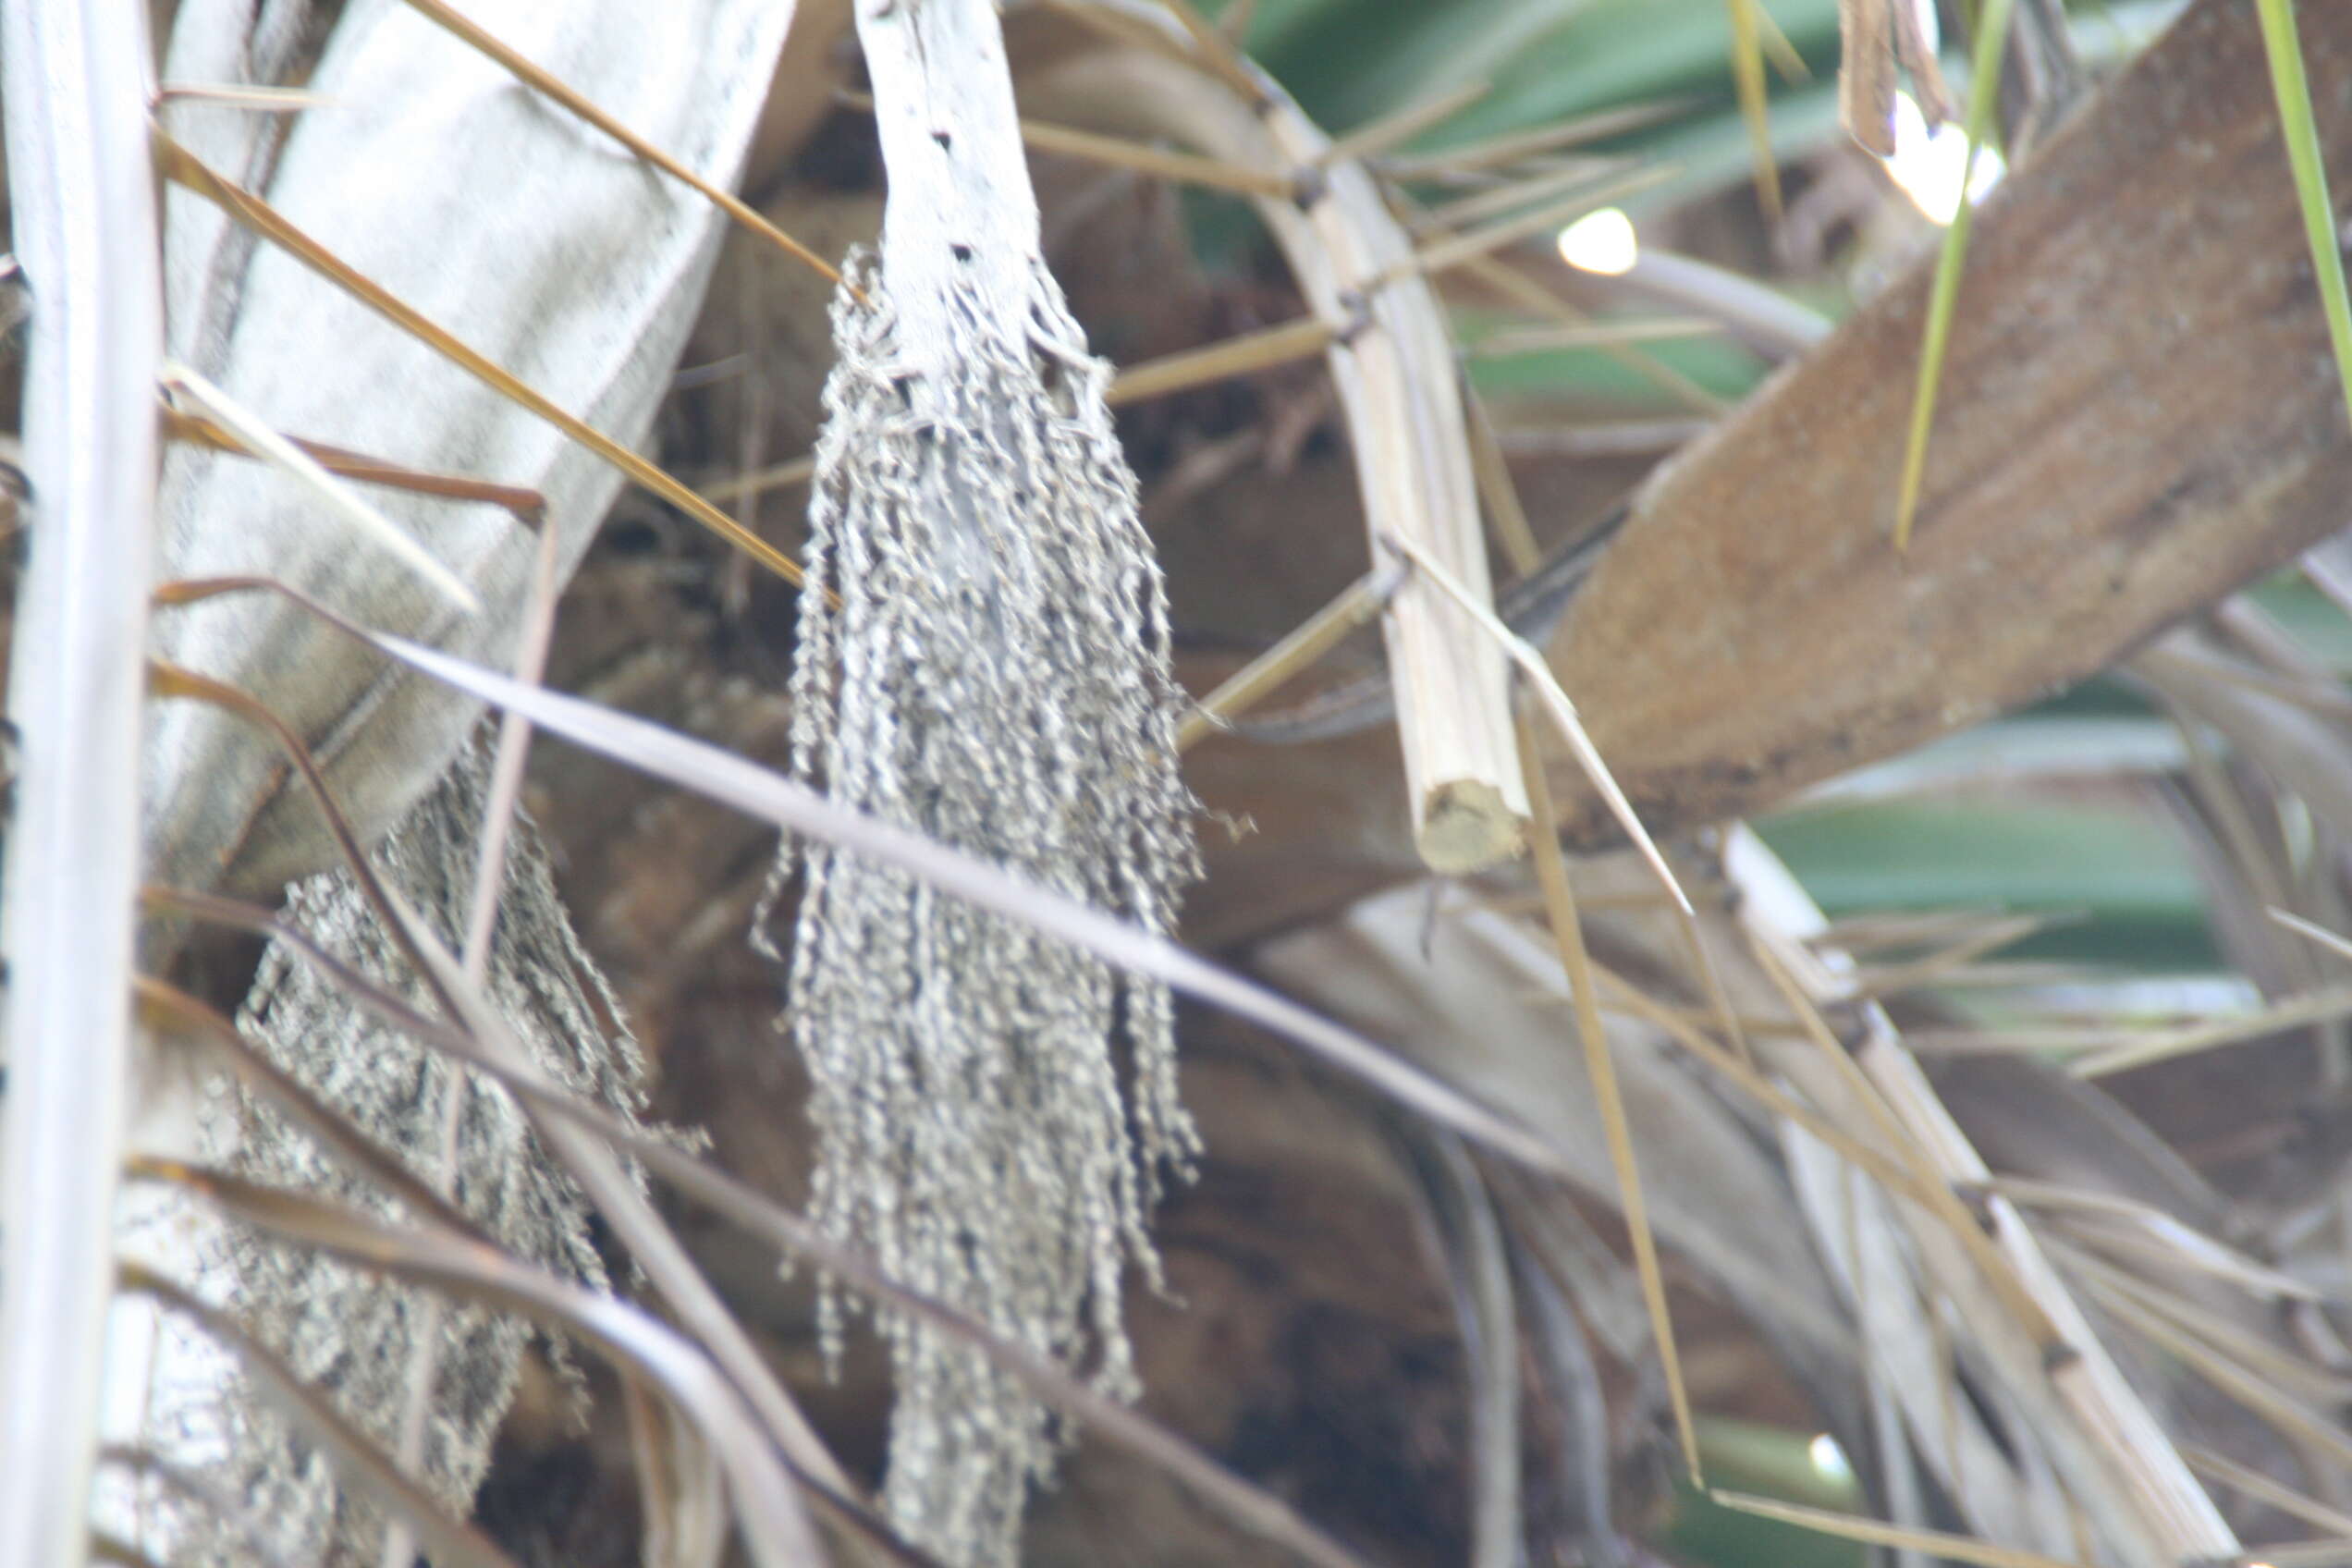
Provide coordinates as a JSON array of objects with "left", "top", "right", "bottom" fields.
[
  {"left": 1177, "top": 566, "right": 1401, "bottom": 749},
  {"left": 1710, "top": 1491, "right": 2090, "bottom": 1568},
  {"left": 2253, "top": 0, "right": 2352, "bottom": 438},
  {"left": 1753, "top": 0, "right": 1812, "bottom": 84},
  {"left": 1726, "top": 0, "right": 1784, "bottom": 221},
  {"left": 1892, "top": 0, "right": 2015, "bottom": 549},
  {"left": 1517, "top": 717, "right": 1702, "bottom": 1485}
]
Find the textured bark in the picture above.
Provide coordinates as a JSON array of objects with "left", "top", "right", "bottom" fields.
[{"left": 1548, "top": 0, "right": 2352, "bottom": 838}]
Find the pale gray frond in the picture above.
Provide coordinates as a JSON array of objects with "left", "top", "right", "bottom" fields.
[{"left": 146, "top": 0, "right": 801, "bottom": 903}]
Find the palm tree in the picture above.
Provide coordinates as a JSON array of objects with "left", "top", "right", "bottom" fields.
[{"left": 9, "top": 1, "right": 2352, "bottom": 1565}]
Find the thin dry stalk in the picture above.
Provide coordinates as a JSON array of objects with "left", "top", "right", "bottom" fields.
[
  {"left": 1106, "top": 314, "right": 1336, "bottom": 405},
  {"left": 700, "top": 313, "right": 1339, "bottom": 508},
  {"left": 160, "top": 361, "right": 479, "bottom": 610},
  {"left": 839, "top": 89, "right": 1297, "bottom": 198},
  {"left": 2247, "top": 1540, "right": 2352, "bottom": 1568},
  {"left": 1446, "top": 248, "right": 1728, "bottom": 413},
  {"left": 1177, "top": 564, "right": 1402, "bottom": 747},
  {"left": 1758, "top": 968, "right": 2086, "bottom": 1348},
  {"left": 1318, "top": 80, "right": 1489, "bottom": 166},
  {"left": 1586, "top": 961, "right": 1960, "bottom": 1216},
  {"left": 1414, "top": 159, "right": 1635, "bottom": 234},
  {"left": 401, "top": 0, "right": 850, "bottom": 295},
  {"left": 1402, "top": 165, "right": 1672, "bottom": 284},
  {"left": 2262, "top": 908, "right": 2352, "bottom": 976},
  {"left": 1590, "top": 946, "right": 2053, "bottom": 1536},
  {"left": 154, "top": 134, "right": 807, "bottom": 586},
  {"left": 153, "top": 82, "right": 332, "bottom": 110},
  {"left": 1460, "top": 380, "right": 1542, "bottom": 575},
  {"left": 698, "top": 452, "right": 815, "bottom": 506},
  {"left": 1377, "top": 97, "right": 1696, "bottom": 178},
  {"left": 160, "top": 410, "right": 549, "bottom": 525},
  {"left": 1153, "top": 0, "right": 1275, "bottom": 103},
  {"left": 1516, "top": 719, "right": 1702, "bottom": 1483},
  {"left": 2003, "top": 1186, "right": 2317, "bottom": 1304},
  {"left": 380, "top": 517, "right": 563, "bottom": 1568},
  {"left": 1709, "top": 1492, "right": 2087, "bottom": 1568},
  {"left": 2161, "top": 635, "right": 2352, "bottom": 722},
  {"left": 1839, "top": 912, "right": 2052, "bottom": 999},
  {"left": 2080, "top": 1268, "right": 2352, "bottom": 1480},
  {"left": 1819, "top": 907, "right": 2016, "bottom": 952},
  {"left": 2062, "top": 1244, "right": 2348, "bottom": 1400},
  {"left": 2185, "top": 1444, "right": 2352, "bottom": 1538},
  {"left": 1472, "top": 319, "right": 1721, "bottom": 356},
  {"left": 1013, "top": 113, "right": 1302, "bottom": 196},
  {"left": 1750, "top": 937, "right": 2243, "bottom": 1542}
]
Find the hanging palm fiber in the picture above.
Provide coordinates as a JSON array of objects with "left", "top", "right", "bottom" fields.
[{"left": 754, "top": 1, "right": 1202, "bottom": 1562}]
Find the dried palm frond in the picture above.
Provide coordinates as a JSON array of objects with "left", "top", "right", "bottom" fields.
[
  {"left": 146, "top": 0, "right": 802, "bottom": 901},
  {"left": 83, "top": 0, "right": 813, "bottom": 1561}
]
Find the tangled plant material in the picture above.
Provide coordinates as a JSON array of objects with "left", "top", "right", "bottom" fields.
[
  {"left": 759, "top": 226, "right": 1202, "bottom": 1562},
  {"left": 124, "top": 738, "right": 648, "bottom": 1565}
]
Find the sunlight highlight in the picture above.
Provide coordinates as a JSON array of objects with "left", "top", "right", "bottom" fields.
[
  {"left": 1884, "top": 92, "right": 2005, "bottom": 226},
  {"left": 1558, "top": 206, "right": 1639, "bottom": 275},
  {"left": 1808, "top": 1431, "right": 1854, "bottom": 1481}
]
